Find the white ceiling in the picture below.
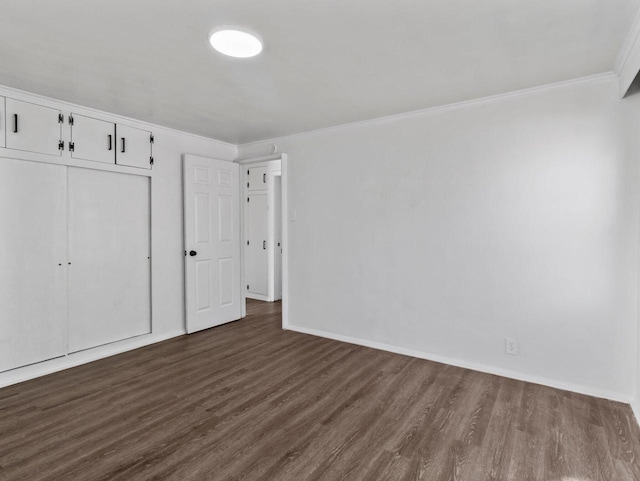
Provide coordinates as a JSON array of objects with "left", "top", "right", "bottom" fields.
[{"left": 0, "top": 0, "right": 637, "bottom": 144}]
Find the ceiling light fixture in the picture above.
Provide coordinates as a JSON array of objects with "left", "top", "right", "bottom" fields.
[{"left": 209, "top": 29, "right": 263, "bottom": 58}]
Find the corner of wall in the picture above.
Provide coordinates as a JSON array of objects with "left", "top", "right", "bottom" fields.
[
  {"left": 631, "top": 398, "right": 640, "bottom": 426},
  {"left": 615, "top": 6, "right": 640, "bottom": 97}
]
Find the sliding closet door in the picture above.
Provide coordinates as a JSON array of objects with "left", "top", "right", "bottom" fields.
[
  {"left": 0, "top": 158, "right": 67, "bottom": 372},
  {"left": 67, "top": 168, "right": 151, "bottom": 352}
]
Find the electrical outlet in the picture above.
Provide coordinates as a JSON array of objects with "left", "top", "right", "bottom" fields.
[{"left": 505, "top": 338, "right": 518, "bottom": 356}]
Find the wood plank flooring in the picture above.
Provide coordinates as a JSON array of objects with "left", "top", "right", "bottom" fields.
[{"left": 1, "top": 299, "right": 640, "bottom": 480}]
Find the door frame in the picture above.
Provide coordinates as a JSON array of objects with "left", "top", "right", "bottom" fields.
[
  {"left": 271, "top": 172, "right": 283, "bottom": 302},
  {"left": 237, "top": 154, "right": 289, "bottom": 328}
]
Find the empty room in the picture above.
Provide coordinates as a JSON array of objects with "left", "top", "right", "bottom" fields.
[{"left": 3, "top": 1, "right": 640, "bottom": 480}]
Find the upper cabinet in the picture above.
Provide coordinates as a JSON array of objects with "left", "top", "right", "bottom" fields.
[
  {"left": 70, "top": 114, "right": 115, "bottom": 164},
  {"left": 0, "top": 94, "right": 154, "bottom": 169},
  {"left": 248, "top": 166, "right": 268, "bottom": 191},
  {"left": 116, "top": 124, "right": 153, "bottom": 170},
  {"left": 5, "top": 98, "right": 62, "bottom": 157},
  {"left": 0, "top": 97, "right": 5, "bottom": 149},
  {"left": 70, "top": 116, "right": 152, "bottom": 168}
]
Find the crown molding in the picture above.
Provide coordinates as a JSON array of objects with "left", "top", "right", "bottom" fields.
[{"left": 239, "top": 72, "right": 617, "bottom": 150}]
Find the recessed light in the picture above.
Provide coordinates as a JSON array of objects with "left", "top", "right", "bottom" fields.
[{"left": 209, "top": 29, "right": 263, "bottom": 58}]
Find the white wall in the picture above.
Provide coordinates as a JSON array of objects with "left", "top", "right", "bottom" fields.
[
  {"left": 151, "top": 130, "right": 236, "bottom": 336},
  {"left": 240, "top": 74, "right": 639, "bottom": 401}
]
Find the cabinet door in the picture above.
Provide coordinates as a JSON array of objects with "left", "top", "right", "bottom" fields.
[
  {"left": 116, "top": 124, "right": 152, "bottom": 169},
  {"left": 0, "top": 97, "right": 5, "bottom": 148},
  {"left": 5, "top": 98, "right": 62, "bottom": 156},
  {"left": 71, "top": 114, "right": 115, "bottom": 164},
  {"left": 248, "top": 166, "right": 268, "bottom": 191},
  {"left": 246, "top": 194, "right": 269, "bottom": 296},
  {"left": 0, "top": 158, "right": 67, "bottom": 372},
  {"left": 67, "top": 168, "right": 151, "bottom": 352}
]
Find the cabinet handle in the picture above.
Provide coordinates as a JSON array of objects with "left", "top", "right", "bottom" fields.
[
  {"left": 13, "top": 114, "right": 18, "bottom": 133},
  {"left": 121, "top": 137, "right": 126, "bottom": 153},
  {"left": 263, "top": 240, "right": 266, "bottom": 250},
  {"left": 263, "top": 173, "right": 266, "bottom": 183},
  {"left": 108, "top": 135, "right": 112, "bottom": 151}
]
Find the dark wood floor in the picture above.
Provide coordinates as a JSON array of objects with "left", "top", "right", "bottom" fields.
[{"left": 1, "top": 300, "right": 640, "bottom": 480}]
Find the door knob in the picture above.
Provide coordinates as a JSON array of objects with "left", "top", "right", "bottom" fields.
[{"left": 189, "top": 250, "right": 197, "bottom": 256}]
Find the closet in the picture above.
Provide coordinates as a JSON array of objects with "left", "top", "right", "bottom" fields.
[
  {"left": 0, "top": 159, "right": 151, "bottom": 371},
  {"left": 0, "top": 93, "right": 152, "bottom": 373}
]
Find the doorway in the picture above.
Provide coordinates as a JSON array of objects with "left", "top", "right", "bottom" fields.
[{"left": 240, "top": 154, "right": 288, "bottom": 328}]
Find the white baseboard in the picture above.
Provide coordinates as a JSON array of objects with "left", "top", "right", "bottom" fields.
[
  {"left": 247, "top": 293, "right": 270, "bottom": 302},
  {"left": 285, "top": 324, "right": 631, "bottom": 404},
  {"left": 0, "top": 329, "right": 186, "bottom": 389}
]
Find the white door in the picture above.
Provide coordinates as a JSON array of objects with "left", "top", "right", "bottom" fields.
[
  {"left": 67, "top": 168, "right": 151, "bottom": 352},
  {"left": 71, "top": 114, "right": 116, "bottom": 164},
  {"left": 5, "top": 98, "right": 62, "bottom": 156},
  {"left": 0, "top": 97, "right": 5, "bottom": 148},
  {"left": 116, "top": 124, "right": 152, "bottom": 169},
  {"left": 0, "top": 158, "right": 67, "bottom": 372},
  {"left": 184, "top": 155, "right": 241, "bottom": 333},
  {"left": 246, "top": 194, "right": 269, "bottom": 297}
]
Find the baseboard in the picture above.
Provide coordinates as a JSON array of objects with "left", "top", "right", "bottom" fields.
[
  {"left": 247, "top": 293, "right": 270, "bottom": 302},
  {"left": 0, "top": 329, "right": 186, "bottom": 389},
  {"left": 285, "top": 324, "right": 631, "bottom": 404}
]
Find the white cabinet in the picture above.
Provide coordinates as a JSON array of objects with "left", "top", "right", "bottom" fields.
[
  {"left": 0, "top": 159, "right": 67, "bottom": 372},
  {"left": 246, "top": 194, "right": 269, "bottom": 296},
  {"left": 70, "top": 114, "right": 115, "bottom": 164},
  {"left": 0, "top": 98, "right": 154, "bottom": 169},
  {"left": 69, "top": 117, "right": 152, "bottom": 168},
  {"left": 248, "top": 166, "right": 268, "bottom": 191},
  {"left": 0, "top": 97, "right": 5, "bottom": 149},
  {"left": 0, "top": 158, "right": 152, "bottom": 372},
  {"left": 116, "top": 124, "right": 153, "bottom": 169},
  {"left": 67, "top": 168, "right": 151, "bottom": 352},
  {"left": 5, "top": 98, "right": 62, "bottom": 156}
]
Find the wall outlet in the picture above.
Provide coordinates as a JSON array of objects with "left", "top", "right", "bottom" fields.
[{"left": 505, "top": 338, "right": 518, "bottom": 356}]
